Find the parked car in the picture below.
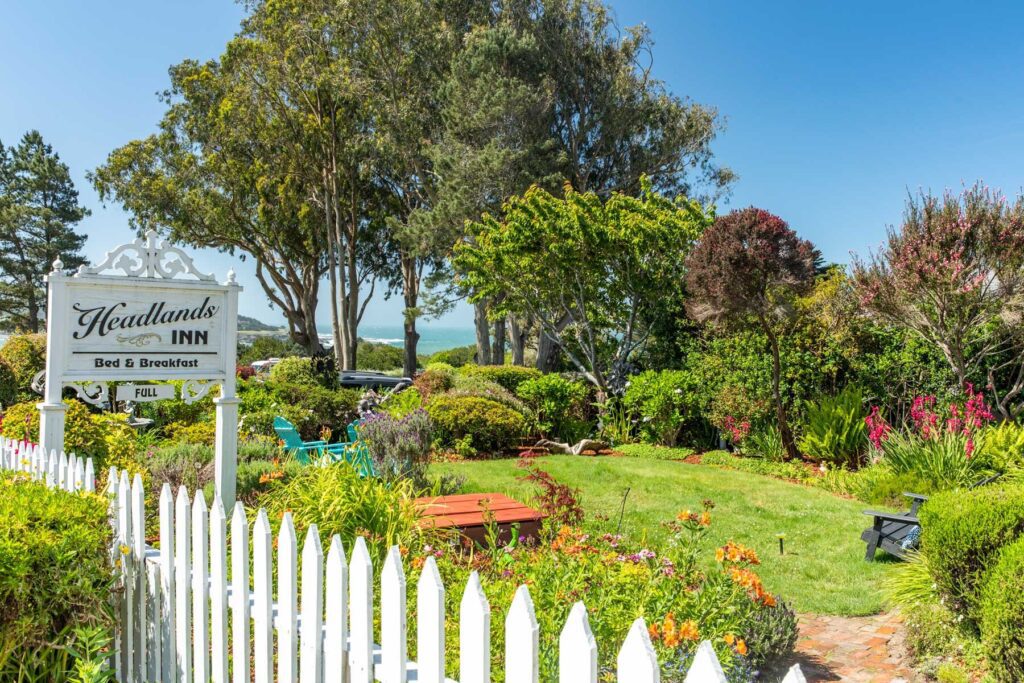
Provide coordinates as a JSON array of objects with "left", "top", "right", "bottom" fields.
[{"left": 338, "top": 370, "right": 412, "bottom": 390}]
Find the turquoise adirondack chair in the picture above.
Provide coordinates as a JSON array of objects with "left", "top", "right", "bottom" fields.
[
  {"left": 274, "top": 416, "right": 377, "bottom": 477},
  {"left": 273, "top": 416, "right": 349, "bottom": 465}
]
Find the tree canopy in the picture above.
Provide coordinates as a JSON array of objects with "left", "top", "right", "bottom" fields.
[
  {"left": 0, "top": 131, "right": 88, "bottom": 332},
  {"left": 456, "top": 178, "right": 713, "bottom": 396}
]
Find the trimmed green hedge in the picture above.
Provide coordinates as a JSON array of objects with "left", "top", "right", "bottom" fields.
[
  {"left": 980, "top": 536, "right": 1024, "bottom": 682},
  {"left": 920, "top": 485, "right": 1024, "bottom": 618},
  {"left": 0, "top": 474, "right": 114, "bottom": 679},
  {"left": 458, "top": 364, "right": 542, "bottom": 393},
  {"left": 426, "top": 394, "right": 528, "bottom": 454}
]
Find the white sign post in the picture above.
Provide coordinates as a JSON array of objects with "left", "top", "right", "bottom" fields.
[{"left": 40, "top": 230, "right": 242, "bottom": 508}]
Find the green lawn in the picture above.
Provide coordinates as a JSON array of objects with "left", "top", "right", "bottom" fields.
[{"left": 431, "top": 455, "right": 899, "bottom": 616}]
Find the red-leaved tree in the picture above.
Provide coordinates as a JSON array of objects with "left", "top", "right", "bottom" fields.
[
  {"left": 852, "top": 185, "right": 1024, "bottom": 419},
  {"left": 685, "top": 208, "right": 819, "bottom": 460}
]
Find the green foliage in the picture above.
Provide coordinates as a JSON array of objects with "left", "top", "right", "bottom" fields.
[
  {"left": 260, "top": 462, "right": 427, "bottom": 566},
  {"left": 360, "top": 410, "right": 433, "bottom": 486},
  {"left": 426, "top": 394, "right": 528, "bottom": 454},
  {"left": 920, "top": 485, "right": 1024, "bottom": 617},
  {"left": 382, "top": 387, "right": 423, "bottom": 419},
  {"left": 881, "top": 431, "right": 991, "bottom": 491},
  {"left": 622, "top": 370, "right": 702, "bottom": 446},
  {"left": 458, "top": 364, "right": 541, "bottom": 393},
  {"left": 818, "top": 465, "right": 934, "bottom": 507},
  {"left": 515, "top": 374, "right": 590, "bottom": 441},
  {"left": 425, "top": 345, "right": 475, "bottom": 367},
  {"left": 977, "top": 421, "right": 1024, "bottom": 472},
  {"left": 700, "top": 450, "right": 817, "bottom": 483},
  {"left": 616, "top": 444, "right": 694, "bottom": 461},
  {"left": 883, "top": 551, "right": 938, "bottom": 611},
  {"left": 269, "top": 356, "right": 317, "bottom": 386},
  {"left": 457, "top": 182, "right": 713, "bottom": 395},
  {"left": 1, "top": 399, "right": 110, "bottom": 467},
  {"left": 741, "top": 601, "right": 799, "bottom": 667},
  {"left": 161, "top": 421, "right": 216, "bottom": 446},
  {"left": 798, "top": 386, "right": 868, "bottom": 466},
  {"left": 423, "top": 502, "right": 790, "bottom": 676},
  {"left": 0, "top": 474, "right": 113, "bottom": 680},
  {"left": 0, "top": 333, "right": 45, "bottom": 399},
  {"left": 0, "top": 360, "right": 16, "bottom": 408},
  {"left": 137, "top": 381, "right": 215, "bottom": 428},
  {"left": 413, "top": 365, "right": 455, "bottom": 399},
  {"left": 980, "top": 536, "right": 1024, "bottom": 682},
  {"left": 449, "top": 373, "right": 532, "bottom": 418},
  {"left": 237, "top": 336, "right": 302, "bottom": 365},
  {"left": 742, "top": 427, "right": 785, "bottom": 462},
  {"left": 237, "top": 381, "right": 360, "bottom": 441},
  {"left": 0, "top": 132, "right": 89, "bottom": 333},
  {"left": 357, "top": 341, "right": 405, "bottom": 371}
]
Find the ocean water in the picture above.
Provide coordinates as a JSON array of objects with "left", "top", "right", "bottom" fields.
[{"left": 319, "top": 324, "right": 475, "bottom": 355}]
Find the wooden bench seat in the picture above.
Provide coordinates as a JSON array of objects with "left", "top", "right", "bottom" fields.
[{"left": 414, "top": 493, "right": 546, "bottom": 546}]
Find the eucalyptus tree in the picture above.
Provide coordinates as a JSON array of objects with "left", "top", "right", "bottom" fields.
[
  {"left": 434, "top": 0, "right": 733, "bottom": 368},
  {"left": 0, "top": 131, "right": 89, "bottom": 332},
  {"left": 91, "top": 59, "right": 328, "bottom": 353}
]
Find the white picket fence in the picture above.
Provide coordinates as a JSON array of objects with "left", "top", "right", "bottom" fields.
[
  {"left": 2, "top": 437, "right": 808, "bottom": 683},
  {"left": 0, "top": 435, "right": 95, "bottom": 492}
]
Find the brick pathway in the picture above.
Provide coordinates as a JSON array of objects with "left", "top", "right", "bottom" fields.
[{"left": 763, "top": 612, "right": 918, "bottom": 682}]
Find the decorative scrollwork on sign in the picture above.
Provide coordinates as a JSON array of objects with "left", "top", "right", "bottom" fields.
[
  {"left": 181, "top": 379, "right": 218, "bottom": 405},
  {"left": 116, "top": 332, "right": 162, "bottom": 347},
  {"left": 66, "top": 382, "right": 109, "bottom": 408},
  {"left": 31, "top": 370, "right": 46, "bottom": 396},
  {"left": 77, "top": 230, "right": 215, "bottom": 281}
]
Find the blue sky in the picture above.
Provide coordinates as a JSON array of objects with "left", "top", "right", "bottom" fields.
[{"left": 3, "top": 1, "right": 1023, "bottom": 329}]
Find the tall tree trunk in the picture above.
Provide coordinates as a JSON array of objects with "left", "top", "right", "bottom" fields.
[
  {"left": 401, "top": 253, "right": 420, "bottom": 378},
  {"left": 508, "top": 315, "right": 526, "bottom": 366},
  {"left": 763, "top": 320, "right": 799, "bottom": 461},
  {"left": 536, "top": 330, "right": 560, "bottom": 372},
  {"left": 474, "top": 301, "right": 492, "bottom": 365},
  {"left": 490, "top": 317, "right": 506, "bottom": 365},
  {"left": 324, "top": 179, "right": 344, "bottom": 367}
]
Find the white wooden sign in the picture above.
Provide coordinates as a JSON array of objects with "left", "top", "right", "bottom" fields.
[{"left": 40, "top": 230, "right": 242, "bottom": 507}]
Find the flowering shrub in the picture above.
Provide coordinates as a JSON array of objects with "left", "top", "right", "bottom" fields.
[
  {"left": 418, "top": 495, "right": 795, "bottom": 678},
  {"left": 622, "top": 370, "right": 702, "bottom": 446},
  {"left": 359, "top": 409, "right": 433, "bottom": 485},
  {"left": 865, "top": 386, "right": 996, "bottom": 489},
  {"left": 413, "top": 365, "right": 455, "bottom": 399}
]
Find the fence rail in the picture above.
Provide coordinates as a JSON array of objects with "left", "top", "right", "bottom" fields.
[{"left": 2, "top": 438, "right": 807, "bottom": 682}]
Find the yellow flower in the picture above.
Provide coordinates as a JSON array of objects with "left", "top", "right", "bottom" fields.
[{"left": 119, "top": 544, "right": 131, "bottom": 556}]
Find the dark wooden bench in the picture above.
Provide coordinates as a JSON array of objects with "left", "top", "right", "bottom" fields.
[
  {"left": 414, "top": 493, "right": 546, "bottom": 547},
  {"left": 861, "top": 474, "right": 1003, "bottom": 561},
  {"left": 861, "top": 492, "right": 927, "bottom": 560}
]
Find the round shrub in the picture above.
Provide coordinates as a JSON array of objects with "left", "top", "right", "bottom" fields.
[
  {"left": 0, "top": 333, "right": 46, "bottom": 397},
  {"left": 516, "top": 374, "right": 590, "bottom": 441},
  {"left": 450, "top": 373, "right": 532, "bottom": 417},
  {"left": 0, "top": 474, "right": 114, "bottom": 679},
  {"left": 414, "top": 365, "right": 455, "bottom": 398},
  {"left": 138, "top": 381, "right": 215, "bottom": 428},
  {"left": 426, "top": 394, "right": 528, "bottom": 454},
  {"left": 162, "top": 420, "right": 217, "bottom": 446},
  {"left": 269, "top": 383, "right": 360, "bottom": 441},
  {"left": 427, "top": 345, "right": 475, "bottom": 367},
  {"left": 357, "top": 342, "right": 405, "bottom": 371},
  {"left": 920, "top": 485, "right": 1024, "bottom": 618},
  {"left": 269, "top": 356, "right": 317, "bottom": 386},
  {"left": 980, "top": 536, "right": 1024, "bottom": 682},
  {"left": 458, "top": 364, "right": 541, "bottom": 393},
  {"left": 622, "top": 370, "right": 701, "bottom": 446}
]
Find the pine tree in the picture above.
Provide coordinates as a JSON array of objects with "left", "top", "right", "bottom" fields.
[{"left": 0, "top": 131, "right": 89, "bottom": 332}]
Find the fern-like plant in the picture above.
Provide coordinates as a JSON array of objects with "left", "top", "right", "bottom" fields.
[{"left": 798, "top": 386, "right": 868, "bottom": 466}]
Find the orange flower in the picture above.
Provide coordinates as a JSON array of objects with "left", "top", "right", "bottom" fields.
[
  {"left": 698, "top": 511, "right": 712, "bottom": 527},
  {"left": 677, "top": 619, "right": 699, "bottom": 641},
  {"left": 736, "top": 639, "right": 748, "bottom": 656},
  {"left": 411, "top": 556, "right": 426, "bottom": 570},
  {"left": 715, "top": 547, "right": 726, "bottom": 562}
]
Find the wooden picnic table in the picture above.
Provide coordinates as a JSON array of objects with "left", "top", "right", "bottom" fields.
[{"left": 413, "top": 493, "right": 546, "bottom": 546}]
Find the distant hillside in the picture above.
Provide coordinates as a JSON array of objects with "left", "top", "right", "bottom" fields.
[{"left": 238, "top": 315, "right": 282, "bottom": 332}]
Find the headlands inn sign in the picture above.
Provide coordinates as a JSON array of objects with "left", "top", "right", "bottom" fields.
[{"left": 40, "top": 230, "right": 242, "bottom": 505}]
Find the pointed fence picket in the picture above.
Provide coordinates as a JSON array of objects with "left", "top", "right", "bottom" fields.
[{"left": 3, "top": 445, "right": 810, "bottom": 683}]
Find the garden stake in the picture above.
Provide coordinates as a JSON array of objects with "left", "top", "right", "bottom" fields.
[
  {"left": 777, "top": 533, "right": 785, "bottom": 555},
  {"left": 617, "top": 487, "right": 631, "bottom": 534}
]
